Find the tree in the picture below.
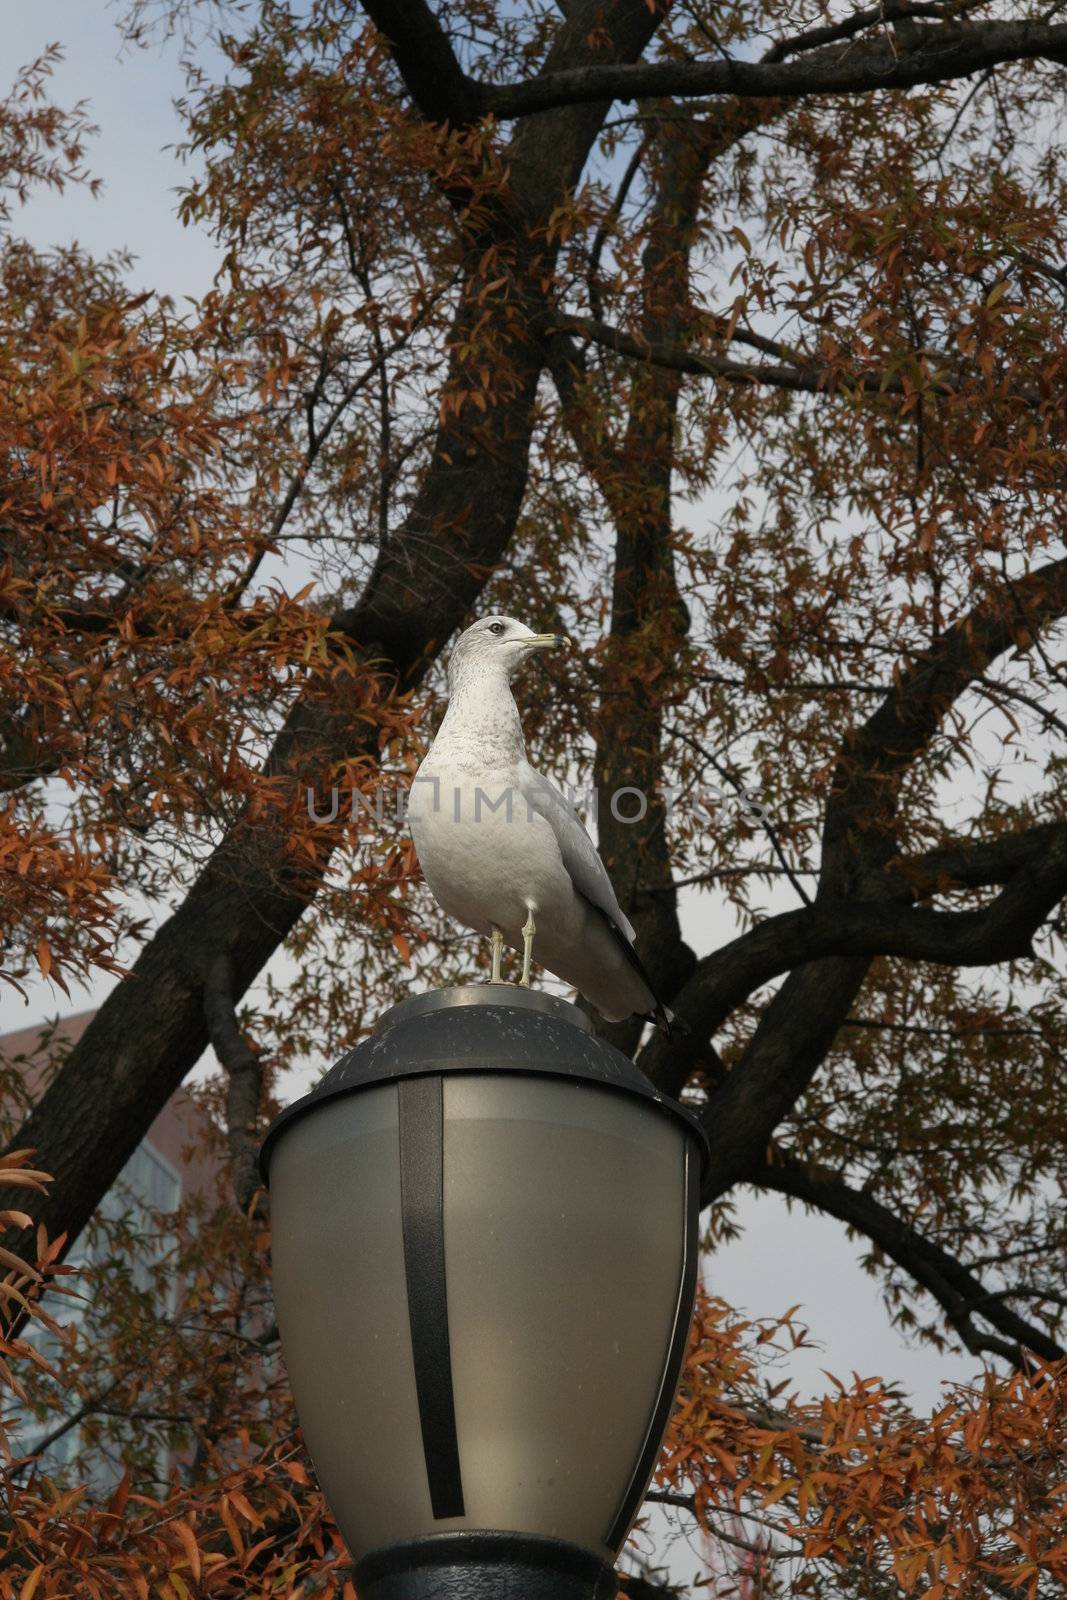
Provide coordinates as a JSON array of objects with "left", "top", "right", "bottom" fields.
[{"left": 1, "top": 1, "right": 1066, "bottom": 1594}]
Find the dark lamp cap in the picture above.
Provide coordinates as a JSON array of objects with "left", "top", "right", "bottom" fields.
[{"left": 259, "top": 985, "right": 710, "bottom": 1184}]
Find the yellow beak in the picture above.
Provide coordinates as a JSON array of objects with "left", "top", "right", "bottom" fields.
[{"left": 525, "top": 633, "right": 560, "bottom": 649}]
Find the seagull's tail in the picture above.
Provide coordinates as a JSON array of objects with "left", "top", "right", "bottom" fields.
[
  {"left": 652, "top": 1001, "right": 674, "bottom": 1040},
  {"left": 583, "top": 898, "right": 682, "bottom": 1040},
  {"left": 608, "top": 916, "right": 680, "bottom": 1041},
  {"left": 648, "top": 1001, "right": 692, "bottom": 1041}
]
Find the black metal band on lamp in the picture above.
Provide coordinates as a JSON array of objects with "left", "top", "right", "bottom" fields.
[
  {"left": 397, "top": 1074, "right": 465, "bottom": 1520},
  {"left": 260, "top": 985, "right": 710, "bottom": 1600}
]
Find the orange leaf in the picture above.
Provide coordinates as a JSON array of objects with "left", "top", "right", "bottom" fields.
[
  {"left": 18, "top": 1565, "right": 45, "bottom": 1600},
  {"left": 219, "top": 1497, "right": 244, "bottom": 1557},
  {"left": 227, "top": 1489, "right": 262, "bottom": 1528},
  {"left": 172, "top": 1519, "right": 201, "bottom": 1583},
  {"left": 104, "top": 1468, "right": 130, "bottom": 1523}
]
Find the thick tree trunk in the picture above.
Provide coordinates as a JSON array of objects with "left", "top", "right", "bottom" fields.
[{"left": 592, "top": 109, "right": 705, "bottom": 1056}]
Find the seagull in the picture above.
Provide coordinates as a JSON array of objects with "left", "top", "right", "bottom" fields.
[{"left": 407, "top": 614, "right": 672, "bottom": 1033}]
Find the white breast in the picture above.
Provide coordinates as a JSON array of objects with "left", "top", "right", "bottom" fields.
[{"left": 408, "top": 757, "right": 569, "bottom": 941}]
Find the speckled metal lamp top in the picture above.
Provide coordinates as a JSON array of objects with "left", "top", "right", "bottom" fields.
[{"left": 259, "top": 984, "right": 709, "bottom": 1184}]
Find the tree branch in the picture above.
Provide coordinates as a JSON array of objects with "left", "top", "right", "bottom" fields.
[
  {"left": 12, "top": 1374, "right": 124, "bottom": 1471},
  {"left": 763, "top": 0, "right": 987, "bottom": 64},
  {"left": 357, "top": 0, "right": 483, "bottom": 127},
  {"left": 553, "top": 310, "right": 904, "bottom": 395},
  {"left": 554, "top": 311, "right": 829, "bottom": 392},
  {"left": 618, "top": 1571, "right": 687, "bottom": 1600},
  {"left": 564, "top": 106, "right": 725, "bottom": 1050},
  {"left": 643, "top": 556, "right": 1067, "bottom": 1212},
  {"left": 754, "top": 1153, "right": 1065, "bottom": 1366},
  {"left": 823, "top": 554, "right": 1067, "bottom": 880},
  {"left": 0, "top": 709, "right": 62, "bottom": 794},
  {"left": 895, "top": 819, "right": 1067, "bottom": 895},
  {"left": 482, "top": 20, "right": 1067, "bottom": 120},
  {"left": 203, "top": 952, "right": 267, "bottom": 1221},
  {"left": 641, "top": 822, "right": 1067, "bottom": 1106}
]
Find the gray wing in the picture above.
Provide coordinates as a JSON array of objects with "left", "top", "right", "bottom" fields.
[{"left": 519, "top": 766, "right": 637, "bottom": 943}]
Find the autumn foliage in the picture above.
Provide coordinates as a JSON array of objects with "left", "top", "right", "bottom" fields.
[
  {"left": 1, "top": 1, "right": 1067, "bottom": 1596},
  {"left": 661, "top": 1290, "right": 1067, "bottom": 1597}
]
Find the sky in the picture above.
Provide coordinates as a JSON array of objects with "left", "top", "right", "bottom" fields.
[
  {"left": 4, "top": 2, "right": 984, "bottom": 1586},
  {"left": 6, "top": 2, "right": 222, "bottom": 300}
]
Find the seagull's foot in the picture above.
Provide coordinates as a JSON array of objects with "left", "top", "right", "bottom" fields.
[
  {"left": 519, "top": 907, "right": 536, "bottom": 988},
  {"left": 490, "top": 924, "right": 504, "bottom": 984}
]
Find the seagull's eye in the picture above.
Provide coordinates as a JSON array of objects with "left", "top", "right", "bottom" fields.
[{"left": 488, "top": 622, "right": 505, "bottom": 636}]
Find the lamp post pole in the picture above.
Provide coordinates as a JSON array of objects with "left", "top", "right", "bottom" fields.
[{"left": 260, "top": 986, "right": 708, "bottom": 1600}]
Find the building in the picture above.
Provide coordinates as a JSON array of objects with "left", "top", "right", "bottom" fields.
[{"left": 0, "top": 1010, "right": 222, "bottom": 1490}]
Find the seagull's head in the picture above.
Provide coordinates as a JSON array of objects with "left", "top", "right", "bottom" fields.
[{"left": 448, "top": 614, "right": 559, "bottom": 690}]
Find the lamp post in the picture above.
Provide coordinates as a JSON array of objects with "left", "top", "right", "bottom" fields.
[{"left": 260, "top": 985, "right": 708, "bottom": 1600}]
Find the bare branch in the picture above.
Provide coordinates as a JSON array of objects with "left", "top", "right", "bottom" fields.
[
  {"left": 754, "top": 1153, "right": 1065, "bottom": 1365},
  {"left": 824, "top": 554, "right": 1067, "bottom": 879}
]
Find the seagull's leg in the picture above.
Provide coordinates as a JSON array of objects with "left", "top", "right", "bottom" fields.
[
  {"left": 519, "top": 905, "right": 536, "bottom": 987},
  {"left": 490, "top": 924, "right": 504, "bottom": 983}
]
